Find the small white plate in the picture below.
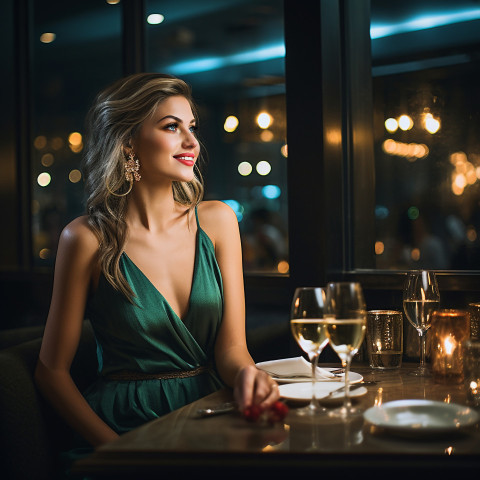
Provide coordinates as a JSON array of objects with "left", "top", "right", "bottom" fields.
[
  {"left": 364, "top": 400, "right": 480, "bottom": 436},
  {"left": 279, "top": 381, "right": 368, "bottom": 404}
]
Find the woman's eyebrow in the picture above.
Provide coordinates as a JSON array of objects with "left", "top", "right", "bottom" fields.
[{"left": 157, "top": 115, "right": 196, "bottom": 124}]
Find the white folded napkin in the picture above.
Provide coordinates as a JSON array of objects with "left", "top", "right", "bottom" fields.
[{"left": 256, "top": 356, "right": 336, "bottom": 379}]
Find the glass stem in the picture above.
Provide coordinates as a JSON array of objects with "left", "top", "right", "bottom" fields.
[
  {"left": 419, "top": 330, "right": 427, "bottom": 369},
  {"left": 343, "top": 357, "right": 352, "bottom": 411},
  {"left": 310, "top": 353, "right": 320, "bottom": 410}
]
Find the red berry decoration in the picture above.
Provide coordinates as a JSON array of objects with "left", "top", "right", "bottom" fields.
[
  {"left": 243, "top": 401, "right": 288, "bottom": 424},
  {"left": 271, "top": 400, "right": 289, "bottom": 418},
  {"left": 243, "top": 404, "right": 263, "bottom": 422}
]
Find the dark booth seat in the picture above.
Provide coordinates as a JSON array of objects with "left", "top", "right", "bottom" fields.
[
  {"left": 0, "top": 324, "right": 45, "bottom": 350},
  {"left": 0, "top": 322, "right": 97, "bottom": 480}
]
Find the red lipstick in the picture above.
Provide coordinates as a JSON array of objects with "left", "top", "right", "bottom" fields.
[{"left": 173, "top": 153, "right": 195, "bottom": 166}]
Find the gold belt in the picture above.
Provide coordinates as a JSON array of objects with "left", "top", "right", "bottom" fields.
[{"left": 104, "top": 365, "right": 209, "bottom": 381}]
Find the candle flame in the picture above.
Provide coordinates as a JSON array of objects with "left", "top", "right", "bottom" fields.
[{"left": 443, "top": 335, "right": 455, "bottom": 355}]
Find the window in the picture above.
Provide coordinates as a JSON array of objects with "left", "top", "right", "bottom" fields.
[
  {"left": 370, "top": 0, "right": 480, "bottom": 271},
  {"left": 31, "top": 0, "right": 122, "bottom": 266},
  {"left": 146, "top": 0, "right": 288, "bottom": 275}
]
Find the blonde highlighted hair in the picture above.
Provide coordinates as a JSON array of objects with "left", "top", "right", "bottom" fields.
[{"left": 82, "top": 73, "right": 204, "bottom": 300}]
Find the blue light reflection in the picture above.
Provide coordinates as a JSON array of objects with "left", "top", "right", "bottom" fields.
[
  {"left": 222, "top": 199, "right": 244, "bottom": 222},
  {"left": 262, "top": 185, "right": 281, "bottom": 199},
  {"left": 168, "top": 44, "right": 286, "bottom": 75},
  {"left": 370, "top": 9, "right": 480, "bottom": 39}
]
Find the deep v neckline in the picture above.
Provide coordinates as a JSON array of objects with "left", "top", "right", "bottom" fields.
[{"left": 122, "top": 227, "right": 200, "bottom": 322}]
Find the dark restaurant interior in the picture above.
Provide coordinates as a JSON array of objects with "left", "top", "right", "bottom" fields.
[{"left": 2, "top": 0, "right": 480, "bottom": 478}]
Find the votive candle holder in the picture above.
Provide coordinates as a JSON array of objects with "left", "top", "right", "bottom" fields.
[{"left": 430, "top": 309, "right": 470, "bottom": 384}]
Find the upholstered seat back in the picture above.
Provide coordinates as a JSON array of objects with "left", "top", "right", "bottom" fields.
[{"left": 0, "top": 322, "right": 97, "bottom": 480}]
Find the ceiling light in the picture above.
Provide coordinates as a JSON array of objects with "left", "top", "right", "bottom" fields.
[{"left": 147, "top": 14, "right": 165, "bottom": 25}]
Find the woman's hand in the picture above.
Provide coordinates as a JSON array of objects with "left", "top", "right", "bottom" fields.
[{"left": 233, "top": 364, "right": 280, "bottom": 412}]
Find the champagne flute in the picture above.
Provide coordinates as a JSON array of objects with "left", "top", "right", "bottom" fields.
[
  {"left": 324, "top": 282, "right": 367, "bottom": 418},
  {"left": 290, "top": 287, "right": 329, "bottom": 416},
  {"left": 403, "top": 270, "right": 440, "bottom": 377}
]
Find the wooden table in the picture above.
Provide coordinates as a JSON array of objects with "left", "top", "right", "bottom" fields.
[{"left": 73, "top": 363, "right": 480, "bottom": 478}]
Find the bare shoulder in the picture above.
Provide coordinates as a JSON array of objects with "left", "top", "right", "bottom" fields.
[
  {"left": 58, "top": 215, "right": 99, "bottom": 255},
  {"left": 197, "top": 200, "right": 237, "bottom": 223},
  {"left": 197, "top": 201, "right": 239, "bottom": 244}
]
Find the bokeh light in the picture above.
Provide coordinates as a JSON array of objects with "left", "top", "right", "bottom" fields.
[
  {"left": 262, "top": 185, "right": 281, "bottom": 199},
  {"left": 224, "top": 115, "right": 239, "bottom": 132},
  {"left": 385, "top": 118, "right": 398, "bottom": 133},
  {"left": 260, "top": 130, "right": 274, "bottom": 142},
  {"left": 375, "top": 241, "right": 385, "bottom": 255},
  {"left": 398, "top": 115, "right": 413, "bottom": 131},
  {"left": 37, "top": 172, "right": 51, "bottom": 187},
  {"left": 256, "top": 161, "right": 271, "bottom": 175},
  {"left": 41, "top": 153, "right": 54, "bottom": 167},
  {"left": 34, "top": 136, "right": 47, "bottom": 150},
  {"left": 147, "top": 14, "right": 165, "bottom": 25},
  {"left": 256, "top": 112, "right": 273, "bottom": 129},
  {"left": 68, "top": 132, "right": 82, "bottom": 146},
  {"left": 40, "top": 33, "right": 56, "bottom": 43},
  {"left": 277, "top": 261, "right": 289, "bottom": 274},
  {"left": 69, "top": 169, "right": 82, "bottom": 183},
  {"left": 238, "top": 161, "right": 252, "bottom": 176},
  {"left": 424, "top": 113, "right": 441, "bottom": 134},
  {"left": 407, "top": 206, "right": 419, "bottom": 220},
  {"left": 39, "top": 248, "right": 51, "bottom": 260}
]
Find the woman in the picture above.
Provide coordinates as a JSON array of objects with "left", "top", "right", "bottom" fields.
[{"left": 34, "top": 73, "right": 279, "bottom": 448}]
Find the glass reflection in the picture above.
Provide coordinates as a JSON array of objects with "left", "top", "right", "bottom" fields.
[{"left": 288, "top": 414, "right": 364, "bottom": 452}]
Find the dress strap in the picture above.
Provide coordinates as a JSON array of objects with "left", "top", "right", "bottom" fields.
[{"left": 194, "top": 205, "right": 200, "bottom": 228}]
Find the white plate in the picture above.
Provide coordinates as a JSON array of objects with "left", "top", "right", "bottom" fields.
[
  {"left": 363, "top": 400, "right": 480, "bottom": 436},
  {"left": 279, "top": 381, "right": 368, "bottom": 404}
]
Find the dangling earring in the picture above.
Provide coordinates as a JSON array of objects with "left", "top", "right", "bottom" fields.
[
  {"left": 105, "top": 150, "right": 141, "bottom": 197},
  {"left": 125, "top": 152, "right": 141, "bottom": 182}
]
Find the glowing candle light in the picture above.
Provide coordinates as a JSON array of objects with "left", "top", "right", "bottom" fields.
[{"left": 431, "top": 310, "right": 470, "bottom": 384}]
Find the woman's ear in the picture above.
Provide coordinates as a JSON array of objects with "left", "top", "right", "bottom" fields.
[{"left": 123, "top": 142, "right": 134, "bottom": 158}]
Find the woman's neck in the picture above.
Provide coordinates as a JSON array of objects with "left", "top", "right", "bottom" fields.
[{"left": 125, "top": 181, "right": 185, "bottom": 233}]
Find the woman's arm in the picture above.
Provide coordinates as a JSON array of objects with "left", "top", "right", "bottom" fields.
[
  {"left": 198, "top": 201, "right": 279, "bottom": 411},
  {"left": 34, "top": 217, "right": 119, "bottom": 447}
]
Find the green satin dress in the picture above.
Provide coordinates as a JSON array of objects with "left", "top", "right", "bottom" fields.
[{"left": 82, "top": 207, "right": 224, "bottom": 434}]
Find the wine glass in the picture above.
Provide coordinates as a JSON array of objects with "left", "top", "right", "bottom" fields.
[
  {"left": 403, "top": 270, "right": 440, "bottom": 377},
  {"left": 290, "top": 287, "right": 329, "bottom": 416},
  {"left": 324, "top": 282, "right": 367, "bottom": 418}
]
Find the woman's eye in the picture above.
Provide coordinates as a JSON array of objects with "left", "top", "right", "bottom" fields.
[
  {"left": 189, "top": 125, "right": 198, "bottom": 134},
  {"left": 165, "top": 123, "right": 178, "bottom": 131}
]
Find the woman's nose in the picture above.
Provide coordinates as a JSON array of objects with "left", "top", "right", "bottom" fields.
[{"left": 182, "top": 129, "right": 198, "bottom": 149}]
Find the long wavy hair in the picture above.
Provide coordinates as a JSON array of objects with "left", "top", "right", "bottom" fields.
[{"left": 82, "top": 73, "right": 204, "bottom": 301}]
